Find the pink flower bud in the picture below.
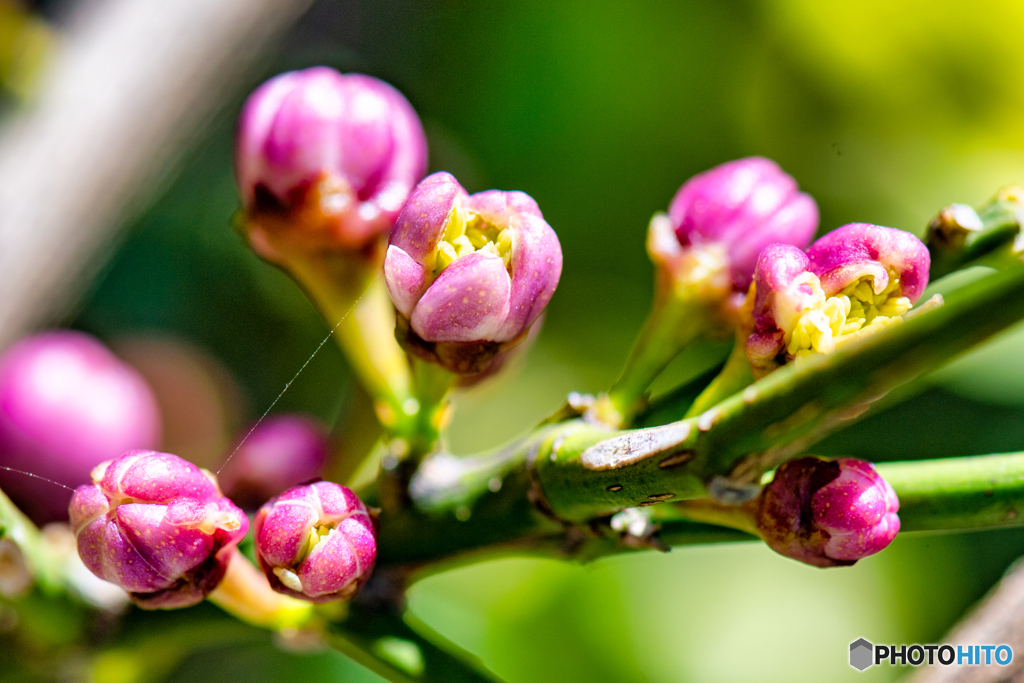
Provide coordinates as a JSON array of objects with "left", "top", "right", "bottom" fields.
[
  {"left": 0, "top": 332, "right": 161, "bottom": 524},
  {"left": 745, "top": 224, "right": 930, "bottom": 377},
  {"left": 236, "top": 67, "right": 427, "bottom": 253},
  {"left": 663, "top": 157, "right": 819, "bottom": 292},
  {"left": 756, "top": 457, "right": 900, "bottom": 567},
  {"left": 218, "top": 414, "right": 329, "bottom": 510},
  {"left": 384, "top": 172, "right": 562, "bottom": 374},
  {"left": 806, "top": 222, "right": 930, "bottom": 302},
  {"left": 253, "top": 481, "right": 376, "bottom": 603},
  {"left": 69, "top": 451, "right": 248, "bottom": 609}
]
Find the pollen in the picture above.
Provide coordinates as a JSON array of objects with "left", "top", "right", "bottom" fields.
[
  {"left": 432, "top": 206, "right": 513, "bottom": 276},
  {"left": 296, "top": 523, "right": 334, "bottom": 563},
  {"left": 785, "top": 268, "right": 911, "bottom": 358}
]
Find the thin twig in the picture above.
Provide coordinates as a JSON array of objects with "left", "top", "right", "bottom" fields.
[
  {"left": 0, "top": 0, "right": 313, "bottom": 349},
  {"left": 905, "top": 557, "right": 1024, "bottom": 683}
]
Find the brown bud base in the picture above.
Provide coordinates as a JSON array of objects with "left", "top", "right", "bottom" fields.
[
  {"left": 755, "top": 457, "right": 854, "bottom": 569},
  {"left": 130, "top": 547, "right": 233, "bottom": 609},
  {"left": 394, "top": 314, "right": 530, "bottom": 375}
]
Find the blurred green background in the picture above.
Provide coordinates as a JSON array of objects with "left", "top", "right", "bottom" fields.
[{"left": 8, "top": 0, "right": 1024, "bottom": 681}]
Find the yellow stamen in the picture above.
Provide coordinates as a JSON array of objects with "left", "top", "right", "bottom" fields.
[
  {"left": 296, "top": 524, "right": 333, "bottom": 563},
  {"left": 784, "top": 268, "right": 912, "bottom": 358},
  {"left": 432, "top": 208, "right": 515, "bottom": 277}
]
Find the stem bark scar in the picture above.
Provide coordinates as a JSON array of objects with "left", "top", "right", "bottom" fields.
[{"left": 581, "top": 422, "right": 693, "bottom": 471}]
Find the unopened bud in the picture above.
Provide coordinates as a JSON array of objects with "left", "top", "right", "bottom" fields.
[
  {"left": 69, "top": 451, "right": 247, "bottom": 609},
  {"left": 0, "top": 331, "right": 161, "bottom": 524},
  {"left": 254, "top": 481, "right": 376, "bottom": 603},
  {"left": 756, "top": 457, "right": 900, "bottom": 567},
  {"left": 384, "top": 172, "right": 562, "bottom": 374},
  {"left": 218, "top": 414, "right": 329, "bottom": 510},
  {"left": 235, "top": 67, "right": 427, "bottom": 256},
  {"left": 656, "top": 157, "right": 818, "bottom": 314}
]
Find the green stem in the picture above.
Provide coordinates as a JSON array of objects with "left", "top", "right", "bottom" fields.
[
  {"left": 378, "top": 448, "right": 1024, "bottom": 574},
  {"left": 206, "top": 552, "right": 314, "bottom": 630},
  {"left": 683, "top": 338, "right": 752, "bottom": 419},
  {"left": 876, "top": 453, "right": 1024, "bottom": 531},
  {"left": 0, "top": 487, "right": 62, "bottom": 593},
  {"left": 605, "top": 295, "right": 712, "bottom": 424},
  {"left": 408, "top": 358, "right": 456, "bottom": 460},
  {"left": 326, "top": 606, "right": 501, "bottom": 683},
  {"left": 287, "top": 250, "right": 416, "bottom": 438},
  {"left": 532, "top": 264, "right": 1024, "bottom": 521},
  {"left": 366, "top": 263, "right": 1024, "bottom": 568}
]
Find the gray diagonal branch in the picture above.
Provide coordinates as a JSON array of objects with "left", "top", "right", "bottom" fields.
[
  {"left": 905, "top": 557, "right": 1024, "bottom": 683},
  {"left": 0, "top": 0, "right": 313, "bottom": 348}
]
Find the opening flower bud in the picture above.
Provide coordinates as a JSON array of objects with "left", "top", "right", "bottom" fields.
[
  {"left": 217, "top": 414, "right": 329, "bottom": 510},
  {"left": 384, "top": 172, "right": 562, "bottom": 374},
  {"left": 746, "top": 224, "right": 930, "bottom": 377},
  {"left": 254, "top": 481, "right": 376, "bottom": 603},
  {"left": 756, "top": 457, "right": 900, "bottom": 567},
  {"left": 0, "top": 331, "right": 161, "bottom": 524},
  {"left": 236, "top": 67, "right": 428, "bottom": 255},
  {"left": 69, "top": 451, "right": 248, "bottom": 609},
  {"left": 659, "top": 156, "right": 819, "bottom": 302}
]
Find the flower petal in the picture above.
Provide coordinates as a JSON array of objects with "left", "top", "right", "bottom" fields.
[
  {"left": 806, "top": 223, "right": 930, "bottom": 302},
  {"left": 495, "top": 213, "right": 562, "bottom": 342},
  {"left": 410, "top": 251, "right": 512, "bottom": 342},
  {"left": 384, "top": 245, "right": 429, "bottom": 318},
  {"left": 388, "top": 171, "right": 466, "bottom": 262}
]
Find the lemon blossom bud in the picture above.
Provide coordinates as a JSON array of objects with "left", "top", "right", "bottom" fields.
[
  {"left": 756, "top": 457, "right": 900, "bottom": 567},
  {"left": 746, "top": 224, "right": 930, "bottom": 377},
  {"left": 384, "top": 172, "right": 562, "bottom": 374},
  {"left": 69, "top": 451, "right": 248, "bottom": 609},
  {"left": 0, "top": 331, "right": 160, "bottom": 524},
  {"left": 253, "top": 481, "right": 376, "bottom": 603},
  {"left": 655, "top": 156, "right": 818, "bottom": 311},
  {"left": 217, "top": 414, "right": 329, "bottom": 510},
  {"left": 236, "top": 66, "right": 427, "bottom": 255}
]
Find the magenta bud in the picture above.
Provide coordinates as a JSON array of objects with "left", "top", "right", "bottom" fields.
[
  {"left": 745, "top": 224, "right": 931, "bottom": 377},
  {"left": 69, "top": 451, "right": 248, "bottom": 609},
  {"left": 384, "top": 172, "right": 562, "bottom": 374},
  {"left": 0, "top": 331, "right": 161, "bottom": 524},
  {"left": 664, "top": 157, "right": 819, "bottom": 292},
  {"left": 217, "top": 414, "right": 329, "bottom": 510},
  {"left": 756, "top": 457, "right": 900, "bottom": 567},
  {"left": 235, "top": 67, "right": 427, "bottom": 253},
  {"left": 253, "top": 481, "right": 376, "bottom": 603}
]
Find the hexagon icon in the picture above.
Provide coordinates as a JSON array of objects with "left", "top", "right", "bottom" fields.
[{"left": 850, "top": 638, "right": 874, "bottom": 671}]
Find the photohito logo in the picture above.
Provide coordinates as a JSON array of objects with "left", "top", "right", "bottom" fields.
[{"left": 849, "top": 639, "right": 1013, "bottom": 671}]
